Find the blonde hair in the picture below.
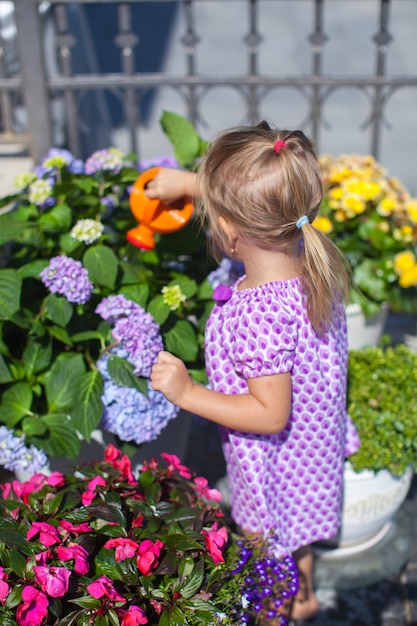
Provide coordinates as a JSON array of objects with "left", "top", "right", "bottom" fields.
[{"left": 197, "top": 122, "right": 351, "bottom": 334}]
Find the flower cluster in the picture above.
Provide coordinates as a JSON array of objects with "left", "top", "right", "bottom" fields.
[
  {"left": 0, "top": 446, "right": 297, "bottom": 625},
  {"left": 0, "top": 113, "right": 214, "bottom": 471},
  {"left": 314, "top": 153, "right": 417, "bottom": 315}
]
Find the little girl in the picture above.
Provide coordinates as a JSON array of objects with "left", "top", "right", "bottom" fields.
[{"left": 148, "top": 122, "right": 360, "bottom": 622}]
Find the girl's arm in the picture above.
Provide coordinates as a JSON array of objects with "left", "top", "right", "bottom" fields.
[
  {"left": 150, "top": 351, "right": 291, "bottom": 435},
  {"left": 145, "top": 169, "right": 199, "bottom": 204}
]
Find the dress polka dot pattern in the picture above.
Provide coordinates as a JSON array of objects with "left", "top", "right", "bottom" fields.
[{"left": 205, "top": 277, "right": 360, "bottom": 557}]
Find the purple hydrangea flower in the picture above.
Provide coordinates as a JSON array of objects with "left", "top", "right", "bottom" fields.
[
  {"left": 0, "top": 426, "right": 47, "bottom": 473},
  {"left": 97, "top": 347, "right": 179, "bottom": 445},
  {"left": 96, "top": 295, "right": 163, "bottom": 377},
  {"left": 40, "top": 256, "right": 93, "bottom": 304},
  {"left": 84, "top": 148, "right": 124, "bottom": 175},
  {"left": 138, "top": 155, "right": 179, "bottom": 171}
]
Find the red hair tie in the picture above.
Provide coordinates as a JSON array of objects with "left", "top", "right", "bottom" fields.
[{"left": 274, "top": 140, "right": 287, "bottom": 155}]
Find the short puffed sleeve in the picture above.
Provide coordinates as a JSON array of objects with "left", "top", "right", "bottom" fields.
[{"left": 229, "top": 293, "right": 297, "bottom": 379}]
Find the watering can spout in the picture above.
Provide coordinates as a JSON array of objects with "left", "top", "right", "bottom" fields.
[{"left": 127, "top": 167, "right": 194, "bottom": 250}]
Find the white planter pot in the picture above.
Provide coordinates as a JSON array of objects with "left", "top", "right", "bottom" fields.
[
  {"left": 316, "top": 461, "right": 413, "bottom": 558},
  {"left": 346, "top": 303, "right": 389, "bottom": 350}
]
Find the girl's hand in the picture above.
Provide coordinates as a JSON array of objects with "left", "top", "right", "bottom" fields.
[
  {"left": 144, "top": 169, "right": 199, "bottom": 204},
  {"left": 150, "top": 351, "right": 194, "bottom": 406}
]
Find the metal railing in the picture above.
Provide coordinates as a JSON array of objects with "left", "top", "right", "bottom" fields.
[{"left": 1, "top": 0, "right": 416, "bottom": 165}]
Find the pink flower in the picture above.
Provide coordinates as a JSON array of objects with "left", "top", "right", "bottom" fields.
[
  {"left": 193, "top": 476, "right": 222, "bottom": 502},
  {"left": 81, "top": 474, "right": 106, "bottom": 506},
  {"left": 87, "top": 576, "right": 125, "bottom": 602},
  {"left": 56, "top": 543, "right": 90, "bottom": 575},
  {"left": 27, "top": 522, "right": 61, "bottom": 547},
  {"left": 104, "top": 443, "right": 121, "bottom": 462},
  {"left": 46, "top": 471, "right": 65, "bottom": 488},
  {"left": 104, "top": 538, "right": 140, "bottom": 561},
  {"left": 160, "top": 452, "right": 192, "bottom": 479},
  {"left": 202, "top": 523, "right": 228, "bottom": 565},
  {"left": 0, "top": 483, "right": 11, "bottom": 499},
  {"left": 59, "top": 520, "right": 93, "bottom": 535},
  {"left": 0, "top": 567, "right": 10, "bottom": 603},
  {"left": 136, "top": 539, "right": 163, "bottom": 576},
  {"left": 34, "top": 550, "right": 52, "bottom": 566},
  {"left": 119, "top": 605, "right": 149, "bottom": 625},
  {"left": 16, "top": 585, "right": 48, "bottom": 626},
  {"left": 33, "top": 565, "right": 71, "bottom": 597}
]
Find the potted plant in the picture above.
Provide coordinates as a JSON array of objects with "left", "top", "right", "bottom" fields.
[
  {"left": 322, "top": 340, "right": 417, "bottom": 553},
  {"left": 0, "top": 112, "right": 214, "bottom": 476},
  {"left": 0, "top": 445, "right": 298, "bottom": 625},
  {"left": 314, "top": 153, "right": 417, "bottom": 319}
]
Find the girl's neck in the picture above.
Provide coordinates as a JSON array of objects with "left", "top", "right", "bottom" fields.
[{"left": 237, "top": 244, "right": 301, "bottom": 289}]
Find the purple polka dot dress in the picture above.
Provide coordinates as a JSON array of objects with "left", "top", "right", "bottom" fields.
[{"left": 205, "top": 276, "right": 360, "bottom": 557}]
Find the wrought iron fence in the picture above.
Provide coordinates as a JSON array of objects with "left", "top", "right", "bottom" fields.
[{"left": 1, "top": 0, "right": 417, "bottom": 174}]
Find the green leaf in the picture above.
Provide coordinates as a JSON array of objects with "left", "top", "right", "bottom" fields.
[
  {"left": 9, "top": 547, "right": 28, "bottom": 577},
  {"left": 169, "top": 277, "right": 197, "bottom": 299},
  {"left": 0, "top": 531, "right": 33, "bottom": 556},
  {"left": 71, "top": 370, "right": 104, "bottom": 440},
  {"left": 38, "top": 204, "right": 72, "bottom": 232},
  {"left": 163, "top": 534, "right": 203, "bottom": 552},
  {"left": 42, "top": 352, "right": 85, "bottom": 412},
  {"left": 45, "top": 293, "right": 73, "bottom": 327},
  {"left": 0, "top": 382, "right": 33, "bottom": 427},
  {"left": 107, "top": 355, "right": 148, "bottom": 395},
  {"left": 0, "top": 219, "right": 27, "bottom": 245},
  {"left": 22, "top": 336, "right": 52, "bottom": 376},
  {"left": 179, "top": 558, "right": 204, "bottom": 598},
  {"left": 197, "top": 277, "right": 214, "bottom": 300},
  {"left": 83, "top": 245, "right": 119, "bottom": 289},
  {"left": 22, "top": 416, "right": 47, "bottom": 436},
  {"left": 48, "top": 324, "right": 74, "bottom": 347},
  {"left": 0, "top": 354, "right": 13, "bottom": 383},
  {"left": 0, "top": 269, "right": 22, "bottom": 320},
  {"left": 148, "top": 295, "right": 171, "bottom": 325},
  {"left": 119, "top": 283, "right": 149, "bottom": 308},
  {"left": 163, "top": 320, "right": 198, "bottom": 362},
  {"left": 160, "top": 110, "right": 208, "bottom": 167},
  {"left": 17, "top": 259, "right": 49, "bottom": 280},
  {"left": 35, "top": 413, "right": 82, "bottom": 460}
]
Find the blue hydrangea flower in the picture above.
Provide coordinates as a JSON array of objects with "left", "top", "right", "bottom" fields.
[
  {"left": 138, "top": 155, "right": 179, "bottom": 170},
  {"left": 207, "top": 258, "right": 245, "bottom": 289},
  {"left": 84, "top": 148, "right": 124, "bottom": 175},
  {"left": 40, "top": 256, "right": 93, "bottom": 304},
  {"left": 97, "top": 347, "right": 179, "bottom": 445},
  {"left": 0, "top": 426, "right": 47, "bottom": 473},
  {"left": 96, "top": 295, "right": 163, "bottom": 377},
  {"left": 34, "top": 148, "right": 84, "bottom": 177}
]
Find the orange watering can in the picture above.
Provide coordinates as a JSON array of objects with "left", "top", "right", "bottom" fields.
[{"left": 127, "top": 167, "right": 194, "bottom": 250}]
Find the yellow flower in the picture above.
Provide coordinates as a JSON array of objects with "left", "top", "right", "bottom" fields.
[
  {"left": 406, "top": 199, "right": 417, "bottom": 224},
  {"left": 329, "top": 187, "right": 344, "bottom": 201},
  {"left": 399, "top": 265, "right": 417, "bottom": 288},
  {"left": 377, "top": 197, "right": 396, "bottom": 216},
  {"left": 394, "top": 250, "right": 416, "bottom": 276},
  {"left": 334, "top": 209, "right": 346, "bottom": 222},
  {"left": 344, "top": 195, "right": 366, "bottom": 215},
  {"left": 313, "top": 216, "right": 333, "bottom": 234}
]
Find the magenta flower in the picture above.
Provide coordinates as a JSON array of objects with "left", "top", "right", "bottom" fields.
[
  {"left": 0, "top": 567, "right": 10, "bottom": 604},
  {"left": 27, "top": 522, "right": 61, "bottom": 547},
  {"left": 119, "top": 605, "right": 149, "bottom": 625},
  {"left": 104, "top": 538, "right": 140, "bottom": 561},
  {"left": 16, "top": 585, "right": 48, "bottom": 626},
  {"left": 59, "top": 519, "right": 93, "bottom": 535},
  {"left": 136, "top": 539, "right": 163, "bottom": 576},
  {"left": 57, "top": 543, "right": 90, "bottom": 575},
  {"left": 193, "top": 476, "right": 222, "bottom": 502},
  {"left": 87, "top": 576, "right": 125, "bottom": 602},
  {"left": 81, "top": 474, "right": 106, "bottom": 506},
  {"left": 202, "top": 523, "right": 228, "bottom": 566},
  {"left": 33, "top": 565, "right": 71, "bottom": 598},
  {"left": 160, "top": 452, "right": 192, "bottom": 479}
]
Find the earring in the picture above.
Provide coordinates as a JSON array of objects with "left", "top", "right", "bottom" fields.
[{"left": 230, "top": 246, "right": 238, "bottom": 255}]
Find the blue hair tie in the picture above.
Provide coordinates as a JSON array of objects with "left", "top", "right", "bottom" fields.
[{"left": 296, "top": 215, "right": 309, "bottom": 229}]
